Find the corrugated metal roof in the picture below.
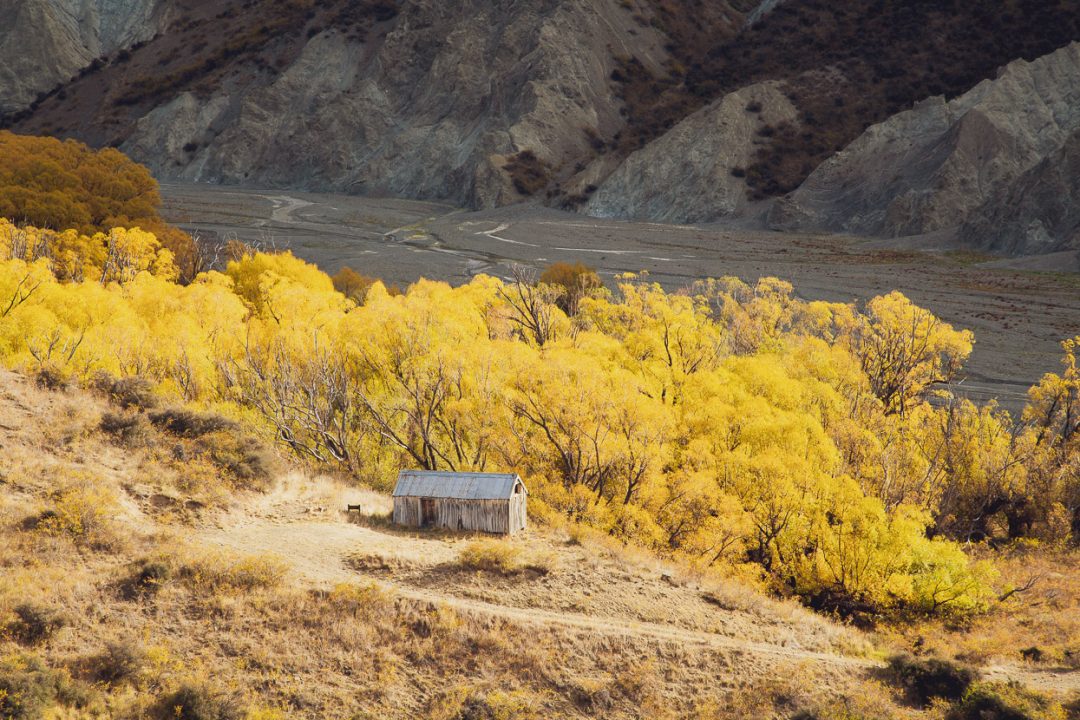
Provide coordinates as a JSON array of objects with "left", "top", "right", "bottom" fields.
[{"left": 393, "top": 470, "right": 526, "bottom": 500}]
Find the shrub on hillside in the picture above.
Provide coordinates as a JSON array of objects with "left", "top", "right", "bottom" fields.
[
  {"left": 148, "top": 408, "right": 235, "bottom": 438},
  {"left": 26, "top": 481, "right": 120, "bottom": 550},
  {"left": 178, "top": 552, "right": 286, "bottom": 594},
  {"left": 426, "top": 685, "right": 545, "bottom": 720},
  {"left": 945, "top": 683, "right": 1068, "bottom": 720},
  {"left": 33, "top": 366, "right": 68, "bottom": 391},
  {"left": 84, "top": 640, "right": 146, "bottom": 684},
  {"left": 145, "top": 407, "right": 276, "bottom": 489},
  {"left": 119, "top": 559, "right": 172, "bottom": 600},
  {"left": 4, "top": 603, "right": 66, "bottom": 645},
  {"left": 195, "top": 430, "right": 277, "bottom": 490},
  {"left": 458, "top": 540, "right": 524, "bottom": 575},
  {"left": 100, "top": 411, "right": 152, "bottom": 445},
  {"left": 155, "top": 683, "right": 242, "bottom": 720},
  {"left": 885, "top": 654, "right": 976, "bottom": 706},
  {"left": 91, "top": 373, "right": 159, "bottom": 410},
  {"left": 0, "top": 654, "right": 90, "bottom": 719}
]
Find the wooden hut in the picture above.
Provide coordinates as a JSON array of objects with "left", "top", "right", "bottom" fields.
[{"left": 392, "top": 470, "right": 527, "bottom": 534}]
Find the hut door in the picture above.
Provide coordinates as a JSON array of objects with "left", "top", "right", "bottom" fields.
[{"left": 421, "top": 498, "right": 436, "bottom": 526}]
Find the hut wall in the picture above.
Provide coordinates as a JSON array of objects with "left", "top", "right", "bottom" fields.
[
  {"left": 393, "top": 496, "right": 523, "bottom": 534},
  {"left": 433, "top": 498, "right": 508, "bottom": 533},
  {"left": 393, "top": 496, "right": 423, "bottom": 527},
  {"left": 509, "top": 493, "right": 527, "bottom": 534}
]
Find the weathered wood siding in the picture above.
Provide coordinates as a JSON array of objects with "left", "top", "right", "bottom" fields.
[
  {"left": 509, "top": 490, "right": 527, "bottom": 534},
  {"left": 393, "top": 495, "right": 527, "bottom": 534}
]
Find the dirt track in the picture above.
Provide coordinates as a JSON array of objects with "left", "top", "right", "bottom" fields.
[
  {"left": 193, "top": 474, "right": 1080, "bottom": 694},
  {"left": 161, "top": 183, "right": 1080, "bottom": 413}
]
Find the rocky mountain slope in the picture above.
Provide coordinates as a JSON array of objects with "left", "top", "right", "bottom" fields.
[
  {"left": 4, "top": 0, "right": 717, "bottom": 208},
  {"left": 126, "top": 0, "right": 673, "bottom": 209},
  {"left": 0, "top": 0, "right": 166, "bottom": 114},
  {"left": 960, "top": 129, "right": 1080, "bottom": 256},
  {"left": 5, "top": 0, "right": 1080, "bottom": 255},
  {"left": 583, "top": 81, "right": 796, "bottom": 223},
  {"left": 771, "top": 43, "right": 1080, "bottom": 249}
]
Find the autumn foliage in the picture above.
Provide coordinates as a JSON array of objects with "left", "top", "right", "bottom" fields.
[
  {"left": 0, "top": 132, "right": 198, "bottom": 280},
  {"left": 2, "top": 229, "right": 1078, "bottom": 620}
]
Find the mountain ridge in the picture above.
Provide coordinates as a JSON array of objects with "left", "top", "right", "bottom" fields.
[{"left": 5, "top": 0, "right": 1080, "bottom": 256}]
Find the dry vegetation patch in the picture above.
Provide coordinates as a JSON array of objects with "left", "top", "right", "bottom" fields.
[
  {"left": 1, "top": 369, "right": 1077, "bottom": 718},
  {"left": 892, "top": 547, "right": 1080, "bottom": 671}
]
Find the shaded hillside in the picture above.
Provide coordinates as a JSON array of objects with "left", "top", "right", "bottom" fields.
[
  {"left": 770, "top": 43, "right": 1080, "bottom": 245},
  {"left": 3, "top": 0, "right": 679, "bottom": 208},
  {"left": 6, "top": 0, "right": 1080, "bottom": 227},
  {"left": 2, "top": 0, "right": 399, "bottom": 147},
  {"left": 671, "top": 0, "right": 1080, "bottom": 199},
  {"left": 0, "top": 0, "right": 166, "bottom": 115},
  {"left": 961, "top": 129, "right": 1080, "bottom": 256},
  {"left": 589, "top": 0, "right": 1080, "bottom": 214}
]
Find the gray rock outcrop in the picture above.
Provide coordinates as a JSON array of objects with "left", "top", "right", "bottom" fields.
[
  {"left": 583, "top": 81, "right": 796, "bottom": 223},
  {"left": 0, "top": 0, "right": 166, "bottom": 114},
  {"left": 771, "top": 42, "right": 1080, "bottom": 240},
  {"left": 961, "top": 129, "right": 1080, "bottom": 255},
  {"left": 121, "top": 0, "right": 669, "bottom": 208},
  {"left": 745, "top": 0, "right": 785, "bottom": 27}
]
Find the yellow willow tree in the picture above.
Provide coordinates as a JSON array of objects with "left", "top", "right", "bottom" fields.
[
  {"left": 1019, "top": 336, "right": 1080, "bottom": 540},
  {"left": 217, "top": 251, "right": 358, "bottom": 465},
  {"left": 845, "top": 291, "right": 973, "bottom": 416},
  {"left": 692, "top": 276, "right": 800, "bottom": 355},
  {"left": 341, "top": 278, "right": 514, "bottom": 483},
  {"left": 0, "top": 218, "right": 176, "bottom": 284},
  {"left": 577, "top": 275, "right": 723, "bottom": 406}
]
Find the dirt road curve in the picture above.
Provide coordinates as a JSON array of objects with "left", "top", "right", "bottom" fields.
[
  {"left": 197, "top": 516, "right": 872, "bottom": 670},
  {"left": 194, "top": 480, "right": 1080, "bottom": 693}
]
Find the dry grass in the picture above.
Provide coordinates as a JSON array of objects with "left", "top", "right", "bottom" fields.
[
  {"left": 889, "top": 545, "right": 1080, "bottom": 670},
  {"left": 1, "top": 368, "right": 1076, "bottom": 718}
]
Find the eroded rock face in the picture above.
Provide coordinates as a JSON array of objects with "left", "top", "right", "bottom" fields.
[
  {"left": 0, "top": 0, "right": 165, "bottom": 114},
  {"left": 745, "top": 0, "right": 785, "bottom": 27},
  {"left": 961, "top": 130, "right": 1080, "bottom": 255},
  {"left": 583, "top": 81, "right": 796, "bottom": 223},
  {"left": 121, "top": 0, "right": 667, "bottom": 208},
  {"left": 770, "top": 42, "right": 1080, "bottom": 239}
]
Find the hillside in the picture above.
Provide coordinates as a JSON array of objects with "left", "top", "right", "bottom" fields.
[
  {"left": 0, "top": 0, "right": 166, "bottom": 115},
  {"left": 3, "top": 369, "right": 1078, "bottom": 719},
  {"left": 771, "top": 43, "right": 1080, "bottom": 251},
  {"left": 0, "top": 369, "right": 881, "bottom": 718},
  {"left": 959, "top": 129, "right": 1080, "bottom": 256},
  {"left": 1, "top": 0, "right": 687, "bottom": 208},
  {"left": 6, "top": 0, "right": 1080, "bottom": 248}
]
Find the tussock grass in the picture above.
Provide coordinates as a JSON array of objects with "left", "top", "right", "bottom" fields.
[
  {"left": 27, "top": 479, "right": 122, "bottom": 551},
  {"left": 3, "top": 603, "right": 66, "bottom": 646},
  {"left": 458, "top": 539, "right": 525, "bottom": 575},
  {"left": 177, "top": 551, "right": 288, "bottom": 594},
  {"left": 457, "top": 539, "right": 557, "bottom": 577}
]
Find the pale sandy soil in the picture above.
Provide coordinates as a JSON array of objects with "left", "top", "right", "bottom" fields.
[{"left": 192, "top": 470, "right": 1080, "bottom": 694}]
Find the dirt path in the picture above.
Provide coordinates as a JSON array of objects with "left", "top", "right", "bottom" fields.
[
  {"left": 193, "top": 481, "right": 1080, "bottom": 692},
  {"left": 197, "top": 515, "right": 873, "bottom": 669}
]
